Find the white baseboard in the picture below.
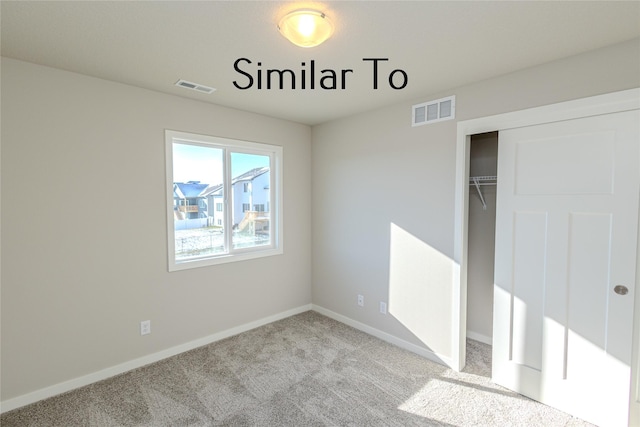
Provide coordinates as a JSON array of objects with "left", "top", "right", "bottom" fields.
[
  {"left": 466, "top": 330, "right": 492, "bottom": 345},
  {"left": 311, "top": 304, "right": 456, "bottom": 369},
  {"left": 2, "top": 304, "right": 461, "bottom": 413},
  {"left": 0, "top": 304, "right": 313, "bottom": 414}
]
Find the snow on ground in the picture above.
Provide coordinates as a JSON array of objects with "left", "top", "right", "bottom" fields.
[{"left": 174, "top": 227, "right": 269, "bottom": 259}]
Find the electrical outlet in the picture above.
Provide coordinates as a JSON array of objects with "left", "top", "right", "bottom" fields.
[
  {"left": 140, "top": 320, "right": 151, "bottom": 336},
  {"left": 357, "top": 294, "right": 364, "bottom": 307},
  {"left": 379, "top": 302, "right": 387, "bottom": 314}
]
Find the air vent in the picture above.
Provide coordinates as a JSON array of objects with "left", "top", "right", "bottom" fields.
[
  {"left": 175, "top": 79, "right": 216, "bottom": 94},
  {"left": 412, "top": 95, "right": 455, "bottom": 126}
]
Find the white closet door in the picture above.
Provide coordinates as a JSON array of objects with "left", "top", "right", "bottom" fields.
[{"left": 492, "top": 110, "right": 639, "bottom": 427}]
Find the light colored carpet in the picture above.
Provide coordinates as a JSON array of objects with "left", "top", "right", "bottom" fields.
[{"left": 1, "top": 311, "right": 593, "bottom": 426}]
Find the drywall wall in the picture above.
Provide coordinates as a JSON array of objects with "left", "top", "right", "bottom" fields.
[
  {"left": 311, "top": 38, "right": 640, "bottom": 363},
  {"left": 0, "top": 58, "right": 312, "bottom": 401},
  {"left": 466, "top": 132, "right": 498, "bottom": 343}
]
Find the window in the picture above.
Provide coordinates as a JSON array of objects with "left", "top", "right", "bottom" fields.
[{"left": 166, "top": 130, "right": 283, "bottom": 271}]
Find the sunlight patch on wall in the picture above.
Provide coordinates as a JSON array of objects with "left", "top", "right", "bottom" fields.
[{"left": 389, "top": 223, "right": 454, "bottom": 356}]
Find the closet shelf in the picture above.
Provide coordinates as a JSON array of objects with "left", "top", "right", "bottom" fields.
[{"left": 469, "top": 175, "right": 497, "bottom": 210}]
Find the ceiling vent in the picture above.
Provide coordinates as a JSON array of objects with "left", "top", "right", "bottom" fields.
[
  {"left": 412, "top": 95, "right": 455, "bottom": 127},
  {"left": 175, "top": 79, "right": 216, "bottom": 94}
]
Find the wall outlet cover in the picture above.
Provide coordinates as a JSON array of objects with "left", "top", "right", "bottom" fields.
[
  {"left": 380, "top": 302, "right": 387, "bottom": 314},
  {"left": 140, "top": 320, "right": 151, "bottom": 336}
]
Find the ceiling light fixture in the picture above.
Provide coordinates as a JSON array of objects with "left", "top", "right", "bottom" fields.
[{"left": 278, "top": 9, "right": 334, "bottom": 48}]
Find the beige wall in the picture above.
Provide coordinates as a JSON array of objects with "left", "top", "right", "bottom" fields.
[
  {"left": 311, "top": 38, "right": 640, "bottom": 361},
  {"left": 0, "top": 58, "right": 312, "bottom": 401}
]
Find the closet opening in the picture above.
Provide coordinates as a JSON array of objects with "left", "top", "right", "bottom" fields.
[{"left": 465, "top": 131, "right": 498, "bottom": 374}]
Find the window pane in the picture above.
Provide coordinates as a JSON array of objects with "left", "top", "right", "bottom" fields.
[
  {"left": 230, "top": 152, "right": 271, "bottom": 250},
  {"left": 172, "top": 143, "right": 225, "bottom": 260}
]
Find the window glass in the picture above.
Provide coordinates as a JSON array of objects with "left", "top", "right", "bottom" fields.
[
  {"left": 231, "top": 152, "right": 270, "bottom": 250},
  {"left": 172, "top": 143, "right": 224, "bottom": 261}
]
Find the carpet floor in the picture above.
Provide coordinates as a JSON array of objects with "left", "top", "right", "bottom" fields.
[{"left": 1, "top": 311, "right": 593, "bottom": 426}]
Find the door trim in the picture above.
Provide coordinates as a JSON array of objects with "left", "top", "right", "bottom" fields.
[{"left": 452, "top": 88, "right": 640, "bottom": 372}]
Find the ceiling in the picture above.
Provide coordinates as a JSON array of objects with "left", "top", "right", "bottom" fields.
[{"left": 2, "top": 1, "right": 639, "bottom": 126}]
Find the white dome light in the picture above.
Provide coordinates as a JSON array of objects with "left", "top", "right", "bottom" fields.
[{"left": 278, "top": 9, "right": 334, "bottom": 48}]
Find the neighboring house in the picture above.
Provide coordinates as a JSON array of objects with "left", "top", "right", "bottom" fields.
[
  {"left": 231, "top": 167, "right": 270, "bottom": 228},
  {"left": 173, "top": 181, "right": 209, "bottom": 219},
  {"left": 175, "top": 168, "right": 270, "bottom": 229},
  {"left": 201, "top": 183, "right": 224, "bottom": 227}
]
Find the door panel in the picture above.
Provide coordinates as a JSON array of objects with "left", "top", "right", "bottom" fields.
[
  {"left": 514, "top": 130, "right": 615, "bottom": 195},
  {"left": 493, "top": 110, "right": 639, "bottom": 427},
  {"left": 511, "top": 211, "right": 546, "bottom": 372}
]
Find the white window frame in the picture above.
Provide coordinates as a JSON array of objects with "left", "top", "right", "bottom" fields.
[{"left": 165, "top": 130, "right": 283, "bottom": 271}]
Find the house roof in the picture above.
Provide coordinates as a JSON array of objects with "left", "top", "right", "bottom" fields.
[
  {"left": 232, "top": 167, "right": 269, "bottom": 184},
  {"left": 175, "top": 169, "right": 267, "bottom": 199},
  {"left": 173, "top": 182, "right": 209, "bottom": 199},
  {"left": 201, "top": 184, "right": 223, "bottom": 198}
]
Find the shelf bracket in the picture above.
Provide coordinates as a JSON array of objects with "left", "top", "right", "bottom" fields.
[
  {"left": 469, "top": 175, "right": 496, "bottom": 211},
  {"left": 472, "top": 177, "right": 487, "bottom": 210}
]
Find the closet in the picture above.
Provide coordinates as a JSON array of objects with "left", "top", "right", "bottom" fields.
[
  {"left": 466, "top": 131, "right": 498, "bottom": 345},
  {"left": 454, "top": 90, "right": 639, "bottom": 426}
]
